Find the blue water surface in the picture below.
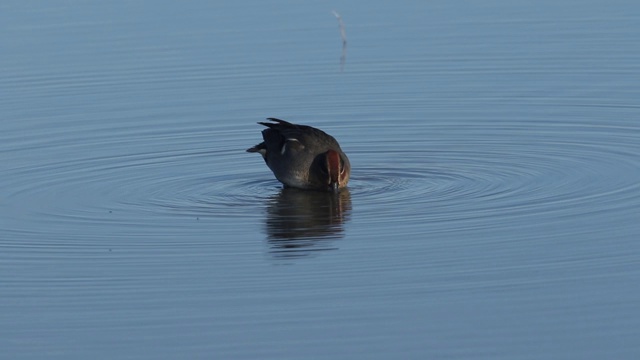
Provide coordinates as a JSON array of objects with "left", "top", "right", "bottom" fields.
[{"left": 1, "top": 1, "right": 639, "bottom": 359}]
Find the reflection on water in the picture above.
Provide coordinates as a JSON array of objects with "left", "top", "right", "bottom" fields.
[
  {"left": 339, "top": 41, "right": 347, "bottom": 71},
  {"left": 264, "top": 188, "right": 351, "bottom": 257}
]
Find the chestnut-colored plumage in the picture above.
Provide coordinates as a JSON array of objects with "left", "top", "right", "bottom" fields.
[{"left": 247, "top": 118, "right": 350, "bottom": 191}]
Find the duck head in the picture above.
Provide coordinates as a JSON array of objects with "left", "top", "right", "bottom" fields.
[{"left": 312, "top": 149, "right": 350, "bottom": 191}]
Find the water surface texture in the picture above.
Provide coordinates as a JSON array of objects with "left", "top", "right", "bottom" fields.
[{"left": 2, "top": 1, "right": 640, "bottom": 359}]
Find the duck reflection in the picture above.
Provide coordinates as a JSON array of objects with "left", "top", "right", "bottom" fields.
[{"left": 264, "top": 187, "right": 352, "bottom": 258}]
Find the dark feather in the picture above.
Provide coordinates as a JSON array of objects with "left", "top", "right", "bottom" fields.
[{"left": 256, "top": 118, "right": 339, "bottom": 149}]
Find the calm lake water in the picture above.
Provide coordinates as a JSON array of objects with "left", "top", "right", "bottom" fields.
[{"left": 2, "top": 1, "right": 640, "bottom": 359}]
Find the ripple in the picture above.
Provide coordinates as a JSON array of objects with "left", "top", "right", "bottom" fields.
[
  {"left": 2, "top": 107, "right": 640, "bottom": 250},
  {"left": 341, "top": 118, "right": 640, "bottom": 234}
]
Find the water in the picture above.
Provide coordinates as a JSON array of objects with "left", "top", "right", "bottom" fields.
[{"left": 2, "top": 1, "right": 640, "bottom": 359}]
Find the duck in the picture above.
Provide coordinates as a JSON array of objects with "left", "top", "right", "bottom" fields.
[{"left": 247, "top": 118, "right": 350, "bottom": 191}]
